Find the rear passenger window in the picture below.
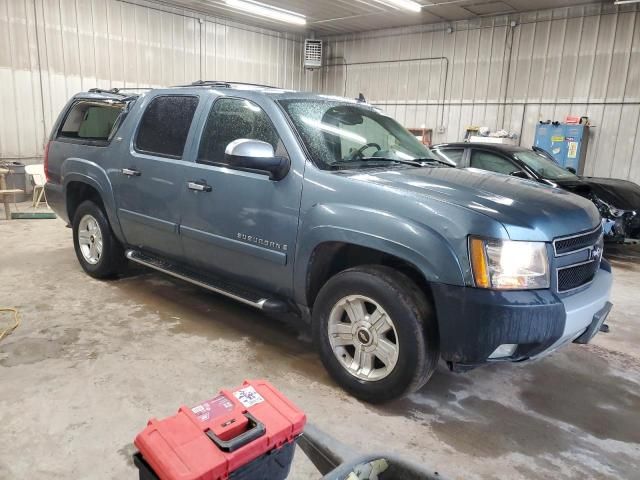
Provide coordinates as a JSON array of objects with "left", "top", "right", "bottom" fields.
[
  {"left": 135, "top": 95, "right": 199, "bottom": 158},
  {"left": 58, "top": 101, "right": 125, "bottom": 143}
]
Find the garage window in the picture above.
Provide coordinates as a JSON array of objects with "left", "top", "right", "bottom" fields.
[
  {"left": 135, "top": 95, "right": 199, "bottom": 159},
  {"left": 58, "top": 100, "right": 126, "bottom": 144}
]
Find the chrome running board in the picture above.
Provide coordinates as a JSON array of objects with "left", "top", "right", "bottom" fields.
[{"left": 125, "top": 249, "right": 288, "bottom": 312}]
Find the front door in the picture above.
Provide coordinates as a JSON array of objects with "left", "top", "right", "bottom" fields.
[
  {"left": 113, "top": 94, "right": 200, "bottom": 260},
  {"left": 179, "top": 96, "right": 303, "bottom": 295}
]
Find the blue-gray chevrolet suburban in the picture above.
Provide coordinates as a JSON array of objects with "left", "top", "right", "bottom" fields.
[{"left": 44, "top": 82, "right": 613, "bottom": 403}]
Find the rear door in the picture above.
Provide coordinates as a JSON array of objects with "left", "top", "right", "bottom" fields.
[
  {"left": 178, "top": 95, "right": 303, "bottom": 295},
  {"left": 112, "top": 94, "right": 200, "bottom": 260}
]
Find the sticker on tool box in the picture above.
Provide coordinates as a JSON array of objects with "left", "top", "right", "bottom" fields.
[
  {"left": 192, "top": 394, "right": 235, "bottom": 422},
  {"left": 233, "top": 386, "right": 265, "bottom": 408}
]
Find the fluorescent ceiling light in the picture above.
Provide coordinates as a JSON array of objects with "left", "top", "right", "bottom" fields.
[
  {"left": 224, "top": 0, "right": 306, "bottom": 25},
  {"left": 614, "top": 0, "right": 640, "bottom": 4},
  {"left": 376, "top": 0, "right": 423, "bottom": 12}
]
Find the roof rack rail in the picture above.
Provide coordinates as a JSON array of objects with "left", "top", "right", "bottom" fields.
[
  {"left": 87, "top": 87, "right": 151, "bottom": 96},
  {"left": 173, "top": 80, "right": 278, "bottom": 89},
  {"left": 88, "top": 88, "right": 128, "bottom": 96},
  {"left": 115, "top": 87, "right": 154, "bottom": 91}
]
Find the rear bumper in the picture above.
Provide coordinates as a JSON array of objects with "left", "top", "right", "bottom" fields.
[
  {"left": 432, "top": 265, "right": 613, "bottom": 367},
  {"left": 44, "top": 182, "right": 68, "bottom": 224}
]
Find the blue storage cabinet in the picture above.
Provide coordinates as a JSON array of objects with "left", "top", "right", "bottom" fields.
[{"left": 534, "top": 123, "right": 590, "bottom": 174}]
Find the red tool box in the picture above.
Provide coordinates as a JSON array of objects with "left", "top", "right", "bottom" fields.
[{"left": 133, "top": 380, "right": 306, "bottom": 480}]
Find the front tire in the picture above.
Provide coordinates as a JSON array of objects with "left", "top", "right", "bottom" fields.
[
  {"left": 312, "top": 265, "right": 439, "bottom": 403},
  {"left": 72, "top": 200, "right": 125, "bottom": 279}
]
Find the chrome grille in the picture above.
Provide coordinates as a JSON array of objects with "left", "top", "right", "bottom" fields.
[
  {"left": 553, "top": 225, "right": 603, "bottom": 293},
  {"left": 553, "top": 226, "right": 603, "bottom": 256},
  {"left": 557, "top": 260, "right": 600, "bottom": 292}
]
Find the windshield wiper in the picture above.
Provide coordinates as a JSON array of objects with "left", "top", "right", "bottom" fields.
[
  {"left": 358, "top": 157, "right": 424, "bottom": 167},
  {"left": 412, "top": 157, "right": 455, "bottom": 167},
  {"left": 329, "top": 157, "right": 425, "bottom": 171}
]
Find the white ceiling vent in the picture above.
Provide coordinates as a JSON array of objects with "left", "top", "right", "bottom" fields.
[{"left": 304, "top": 39, "right": 323, "bottom": 69}]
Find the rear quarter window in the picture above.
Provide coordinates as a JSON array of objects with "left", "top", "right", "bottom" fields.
[{"left": 58, "top": 100, "right": 125, "bottom": 144}]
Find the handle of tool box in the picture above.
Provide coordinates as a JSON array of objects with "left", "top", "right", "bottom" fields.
[{"left": 206, "top": 412, "right": 266, "bottom": 452}]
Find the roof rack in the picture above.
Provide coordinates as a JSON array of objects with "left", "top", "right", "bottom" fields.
[
  {"left": 88, "top": 88, "right": 128, "bottom": 96},
  {"left": 173, "top": 80, "right": 278, "bottom": 89},
  {"left": 115, "top": 87, "right": 154, "bottom": 91},
  {"left": 87, "top": 87, "right": 152, "bottom": 96}
]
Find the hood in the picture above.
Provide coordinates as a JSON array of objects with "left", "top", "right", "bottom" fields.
[
  {"left": 346, "top": 167, "right": 600, "bottom": 241},
  {"left": 553, "top": 178, "right": 593, "bottom": 197},
  {"left": 580, "top": 177, "right": 640, "bottom": 211}
]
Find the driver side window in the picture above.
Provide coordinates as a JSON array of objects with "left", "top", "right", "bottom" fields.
[
  {"left": 470, "top": 150, "right": 519, "bottom": 175},
  {"left": 198, "top": 98, "right": 286, "bottom": 166}
]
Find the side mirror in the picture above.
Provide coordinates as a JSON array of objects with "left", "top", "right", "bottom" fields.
[
  {"left": 566, "top": 167, "right": 577, "bottom": 174},
  {"left": 510, "top": 170, "right": 528, "bottom": 179},
  {"left": 224, "top": 139, "right": 290, "bottom": 181}
]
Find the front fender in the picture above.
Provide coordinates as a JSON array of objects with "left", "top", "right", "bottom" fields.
[
  {"left": 293, "top": 203, "right": 465, "bottom": 305},
  {"left": 62, "top": 159, "right": 125, "bottom": 242}
]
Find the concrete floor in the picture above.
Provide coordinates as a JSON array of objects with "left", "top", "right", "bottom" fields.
[{"left": 1, "top": 217, "right": 639, "bottom": 479}]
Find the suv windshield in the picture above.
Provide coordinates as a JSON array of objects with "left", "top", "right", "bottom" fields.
[
  {"left": 278, "top": 99, "right": 438, "bottom": 170},
  {"left": 513, "top": 150, "right": 579, "bottom": 181}
]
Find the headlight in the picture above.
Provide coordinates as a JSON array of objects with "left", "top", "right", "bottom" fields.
[{"left": 469, "top": 237, "right": 550, "bottom": 290}]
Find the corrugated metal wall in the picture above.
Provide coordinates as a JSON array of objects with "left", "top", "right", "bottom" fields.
[
  {"left": 0, "top": 0, "right": 315, "bottom": 162},
  {"left": 3, "top": 0, "right": 639, "bottom": 182},
  {"left": 320, "top": 3, "right": 640, "bottom": 182}
]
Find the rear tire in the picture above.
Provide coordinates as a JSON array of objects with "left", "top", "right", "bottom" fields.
[
  {"left": 312, "top": 265, "right": 439, "bottom": 403},
  {"left": 72, "top": 200, "right": 125, "bottom": 279}
]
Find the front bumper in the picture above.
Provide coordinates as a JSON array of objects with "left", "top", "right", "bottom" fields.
[
  {"left": 432, "top": 265, "right": 613, "bottom": 368},
  {"left": 531, "top": 267, "right": 612, "bottom": 357}
]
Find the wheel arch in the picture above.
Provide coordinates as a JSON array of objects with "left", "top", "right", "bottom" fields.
[
  {"left": 64, "top": 171, "right": 124, "bottom": 242},
  {"left": 66, "top": 180, "right": 104, "bottom": 221},
  {"left": 294, "top": 201, "right": 465, "bottom": 309},
  {"left": 304, "top": 240, "right": 437, "bottom": 311}
]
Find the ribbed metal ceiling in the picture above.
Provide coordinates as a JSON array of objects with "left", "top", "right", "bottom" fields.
[{"left": 166, "top": 0, "right": 605, "bottom": 34}]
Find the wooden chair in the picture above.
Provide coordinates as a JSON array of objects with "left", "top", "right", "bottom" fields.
[{"left": 0, "top": 167, "right": 24, "bottom": 220}]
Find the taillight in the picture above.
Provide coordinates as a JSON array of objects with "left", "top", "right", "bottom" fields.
[{"left": 43, "top": 141, "right": 51, "bottom": 182}]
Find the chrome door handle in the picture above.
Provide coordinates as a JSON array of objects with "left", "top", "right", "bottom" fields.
[
  {"left": 122, "top": 168, "right": 141, "bottom": 176},
  {"left": 187, "top": 181, "right": 212, "bottom": 192}
]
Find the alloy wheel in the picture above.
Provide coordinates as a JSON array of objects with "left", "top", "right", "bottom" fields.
[
  {"left": 77, "top": 214, "right": 103, "bottom": 265},
  {"left": 327, "top": 295, "right": 400, "bottom": 382}
]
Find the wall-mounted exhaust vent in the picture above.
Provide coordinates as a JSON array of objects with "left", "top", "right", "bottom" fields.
[{"left": 304, "top": 39, "right": 323, "bottom": 69}]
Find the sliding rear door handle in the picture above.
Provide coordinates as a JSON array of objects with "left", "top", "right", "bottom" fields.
[
  {"left": 187, "top": 181, "right": 212, "bottom": 192},
  {"left": 122, "top": 168, "right": 141, "bottom": 176}
]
